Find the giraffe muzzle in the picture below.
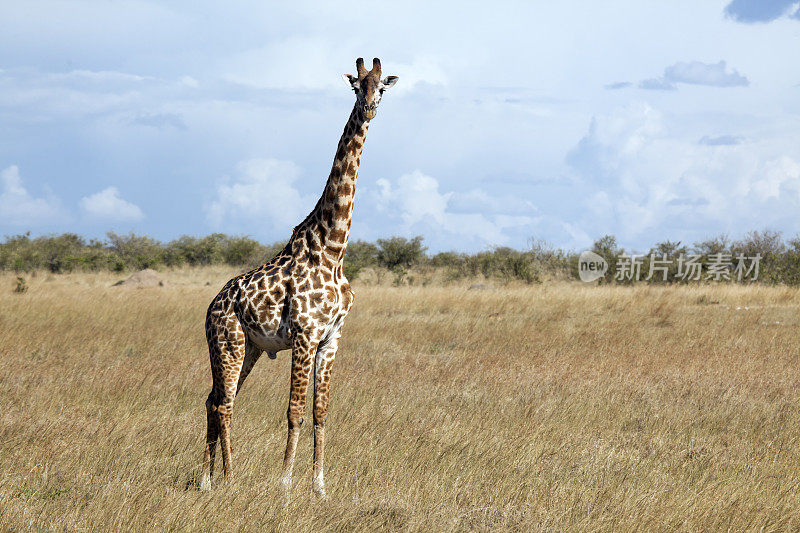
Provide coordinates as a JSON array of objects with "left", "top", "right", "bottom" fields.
[{"left": 362, "top": 103, "right": 377, "bottom": 120}]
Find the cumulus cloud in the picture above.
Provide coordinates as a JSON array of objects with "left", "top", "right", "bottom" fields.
[
  {"left": 747, "top": 156, "right": 800, "bottom": 201},
  {"left": 724, "top": 0, "right": 800, "bottom": 23},
  {"left": 0, "top": 165, "right": 63, "bottom": 226},
  {"left": 565, "top": 103, "right": 800, "bottom": 246},
  {"left": 640, "top": 60, "right": 749, "bottom": 90},
  {"left": 206, "top": 158, "right": 315, "bottom": 233},
  {"left": 370, "top": 170, "right": 535, "bottom": 250},
  {"left": 665, "top": 61, "right": 749, "bottom": 87},
  {"left": 80, "top": 187, "right": 144, "bottom": 221},
  {"left": 604, "top": 81, "right": 632, "bottom": 90}
]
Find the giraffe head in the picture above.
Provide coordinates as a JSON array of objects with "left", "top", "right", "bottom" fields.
[{"left": 342, "top": 58, "right": 398, "bottom": 120}]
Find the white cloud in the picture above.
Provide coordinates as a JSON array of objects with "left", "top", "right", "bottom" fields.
[
  {"left": 222, "top": 36, "right": 446, "bottom": 93},
  {"left": 2, "top": 2, "right": 800, "bottom": 251},
  {"left": 80, "top": 187, "right": 144, "bottom": 221},
  {"left": 0, "top": 165, "right": 63, "bottom": 226},
  {"left": 206, "top": 158, "right": 315, "bottom": 233},
  {"left": 370, "top": 170, "right": 535, "bottom": 250},
  {"left": 640, "top": 60, "right": 749, "bottom": 90},
  {"left": 566, "top": 103, "right": 800, "bottom": 247},
  {"left": 747, "top": 156, "right": 800, "bottom": 202},
  {"left": 0, "top": 67, "right": 204, "bottom": 120},
  {"left": 179, "top": 75, "right": 199, "bottom": 88},
  {"left": 664, "top": 60, "right": 749, "bottom": 87},
  {"left": 53, "top": 69, "right": 151, "bottom": 84}
]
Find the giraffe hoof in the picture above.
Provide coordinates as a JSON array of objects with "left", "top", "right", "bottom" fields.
[
  {"left": 312, "top": 485, "right": 327, "bottom": 500},
  {"left": 312, "top": 475, "right": 326, "bottom": 499},
  {"left": 199, "top": 476, "right": 212, "bottom": 491},
  {"left": 280, "top": 475, "right": 292, "bottom": 497}
]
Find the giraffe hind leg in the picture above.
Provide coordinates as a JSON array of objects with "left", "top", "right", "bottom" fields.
[
  {"left": 200, "top": 393, "right": 219, "bottom": 491},
  {"left": 202, "top": 318, "right": 247, "bottom": 488}
]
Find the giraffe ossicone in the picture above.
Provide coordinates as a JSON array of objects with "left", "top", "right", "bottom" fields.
[{"left": 200, "top": 58, "right": 398, "bottom": 497}]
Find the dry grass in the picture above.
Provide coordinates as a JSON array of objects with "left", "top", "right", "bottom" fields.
[{"left": 1, "top": 269, "right": 800, "bottom": 531}]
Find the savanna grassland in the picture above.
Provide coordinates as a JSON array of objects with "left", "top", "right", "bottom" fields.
[{"left": 1, "top": 268, "right": 800, "bottom": 531}]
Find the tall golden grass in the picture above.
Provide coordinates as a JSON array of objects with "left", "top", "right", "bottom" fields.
[{"left": 1, "top": 269, "right": 799, "bottom": 531}]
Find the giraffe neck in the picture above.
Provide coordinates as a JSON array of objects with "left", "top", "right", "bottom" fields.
[{"left": 296, "top": 105, "right": 368, "bottom": 266}]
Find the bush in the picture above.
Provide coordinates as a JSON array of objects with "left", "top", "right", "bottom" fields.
[
  {"left": 463, "top": 247, "right": 541, "bottom": 283},
  {"left": 1, "top": 230, "right": 800, "bottom": 285},
  {"left": 731, "top": 230, "right": 785, "bottom": 283},
  {"left": 430, "top": 251, "right": 464, "bottom": 268},
  {"left": 592, "top": 235, "right": 622, "bottom": 284},
  {"left": 45, "top": 233, "right": 86, "bottom": 272},
  {"left": 693, "top": 234, "right": 730, "bottom": 257},
  {"left": 784, "top": 237, "right": 800, "bottom": 285},
  {"left": 106, "top": 232, "right": 164, "bottom": 271},
  {"left": 344, "top": 240, "right": 379, "bottom": 279},
  {"left": 529, "top": 239, "right": 575, "bottom": 280},
  {"left": 14, "top": 276, "right": 27, "bottom": 293},
  {"left": 167, "top": 235, "right": 223, "bottom": 266},
  {"left": 376, "top": 236, "right": 426, "bottom": 270},
  {"left": 643, "top": 240, "right": 687, "bottom": 283},
  {"left": 0, "top": 233, "right": 38, "bottom": 272},
  {"left": 221, "top": 236, "right": 268, "bottom": 267}
]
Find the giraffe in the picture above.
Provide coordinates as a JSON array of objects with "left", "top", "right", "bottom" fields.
[{"left": 200, "top": 58, "right": 398, "bottom": 497}]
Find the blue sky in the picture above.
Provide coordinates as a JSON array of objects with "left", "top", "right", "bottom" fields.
[{"left": 1, "top": 1, "right": 799, "bottom": 253}]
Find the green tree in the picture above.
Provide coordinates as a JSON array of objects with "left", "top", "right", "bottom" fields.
[
  {"left": 376, "top": 236, "right": 426, "bottom": 270},
  {"left": 344, "top": 240, "right": 379, "bottom": 279}
]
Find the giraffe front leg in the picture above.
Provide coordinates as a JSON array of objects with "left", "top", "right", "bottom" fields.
[
  {"left": 312, "top": 335, "right": 338, "bottom": 499},
  {"left": 280, "top": 332, "right": 317, "bottom": 496}
]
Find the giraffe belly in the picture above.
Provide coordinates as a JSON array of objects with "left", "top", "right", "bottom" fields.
[{"left": 248, "top": 329, "right": 291, "bottom": 352}]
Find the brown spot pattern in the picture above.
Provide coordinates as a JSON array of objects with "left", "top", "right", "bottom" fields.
[{"left": 200, "top": 78, "right": 379, "bottom": 496}]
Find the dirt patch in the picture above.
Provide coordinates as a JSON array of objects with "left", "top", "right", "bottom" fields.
[{"left": 113, "top": 269, "right": 164, "bottom": 288}]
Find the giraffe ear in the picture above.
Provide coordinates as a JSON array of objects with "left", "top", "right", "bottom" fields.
[
  {"left": 381, "top": 76, "right": 399, "bottom": 88},
  {"left": 342, "top": 74, "right": 360, "bottom": 89}
]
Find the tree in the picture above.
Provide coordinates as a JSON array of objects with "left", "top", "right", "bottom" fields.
[
  {"left": 344, "top": 240, "right": 379, "bottom": 279},
  {"left": 592, "top": 235, "right": 621, "bottom": 283},
  {"left": 376, "top": 236, "right": 426, "bottom": 270}
]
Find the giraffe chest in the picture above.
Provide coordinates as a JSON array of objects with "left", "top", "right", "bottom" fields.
[
  {"left": 298, "top": 281, "right": 355, "bottom": 344},
  {"left": 244, "top": 280, "right": 354, "bottom": 352}
]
